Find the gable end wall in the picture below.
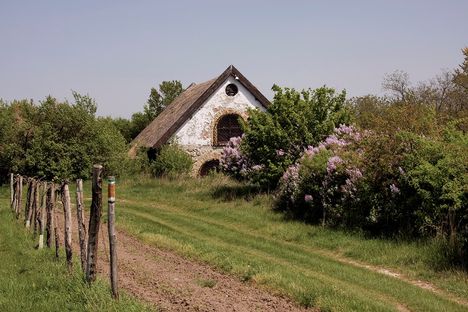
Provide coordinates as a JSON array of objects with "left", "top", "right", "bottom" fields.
[{"left": 172, "top": 76, "right": 266, "bottom": 175}]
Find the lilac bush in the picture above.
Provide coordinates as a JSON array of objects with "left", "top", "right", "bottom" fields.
[
  {"left": 220, "top": 136, "right": 252, "bottom": 180},
  {"left": 275, "top": 124, "right": 369, "bottom": 226}
]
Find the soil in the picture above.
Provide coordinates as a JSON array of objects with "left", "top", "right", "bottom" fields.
[{"left": 56, "top": 209, "right": 309, "bottom": 311}]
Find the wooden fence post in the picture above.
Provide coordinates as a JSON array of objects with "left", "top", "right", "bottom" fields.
[
  {"left": 10, "top": 173, "right": 14, "bottom": 211},
  {"left": 25, "top": 179, "right": 31, "bottom": 227},
  {"left": 46, "top": 182, "right": 55, "bottom": 248},
  {"left": 16, "top": 175, "right": 23, "bottom": 219},
  {"left": 11, "top": 175, "right": 17, "bottom": 213},
  {"left": 86, "top": 164, "right": 103, "bottom": 283},
  {"left": 26, "top": 179, "right": 35, "bottom": 228},
  {"left": 107, "top": 176, "right": 118, "bottom": 299},
  {"left": 54, "top": 212, "right": 60, "bottom": 258},
  {"left": 76, "top": 179, "right": 87, "bottom": 273},
  {"left": 38, "top": 182, "right": 47, "bottom": 249},
  {"left": 33, "top": 181, "right": 40, "bottom": 235},
  {"left": 13, "top": 175, "right": 19, "bottom": 214},
  {"left": 61, "top": 181, "right": 73, "bottom": 271}
]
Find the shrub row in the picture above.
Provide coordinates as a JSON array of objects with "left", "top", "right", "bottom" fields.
[{"left": 274, "top": 123, "right": 467, "bottom": 266}]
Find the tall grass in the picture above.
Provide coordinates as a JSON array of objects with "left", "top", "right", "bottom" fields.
[{"left": 0, "top": 187, "right": 154, "bottom": 312}]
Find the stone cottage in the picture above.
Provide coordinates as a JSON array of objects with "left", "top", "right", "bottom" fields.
[{"left": 129, "top": 65, "right": 270, "bottom": 175}]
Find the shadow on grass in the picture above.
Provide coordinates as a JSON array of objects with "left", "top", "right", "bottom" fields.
[{"left": 210, "top": 183, "right": 264, "bottom": 202}]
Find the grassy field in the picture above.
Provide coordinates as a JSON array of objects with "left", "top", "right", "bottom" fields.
[
  {"left": 2, "top": 175, "right": 467, "bottom": 311},
  {"left": 0, "top": 187, "right": 154, "bottom": 312},
  {"left": 110, "top": 175, "right": 468, "bottom": 312}
]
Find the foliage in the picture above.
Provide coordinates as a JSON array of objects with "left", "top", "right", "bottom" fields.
[
  {"left": 356, "top": 50, "right": 468, "bottom": 125},
  {"left": 275, "top": 121, "right": 468, "bottom": 267},
  {"left": 236, "top": 85, "right": 350, "bottom": 189},
  {"left": 144, "top": 80, "right": 184, "bottom": 120},
  {"left": 0, "top": 94, "right": 128, "bottom": 182},
  {"left": 111, "top": 80, "right": 184, "bottom": 144},
  {"left": 453, "top": 47, "right": 468, "bottom": 91},
  {"left": 150, "top": 143, "right": 193, "bottom": 178}
]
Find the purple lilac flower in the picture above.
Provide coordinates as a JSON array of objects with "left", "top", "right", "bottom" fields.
[
  {"left": 326, "top": 156, "right": 343, "bottom": 173},
  {"left": 220, "top": 136, "right": 251, "bottom": 177},
  {"left": 334, "top": 124, "right": 362, "bottom": 142},
  {"left": 346, "top": 168, "right": 363, "bottom": 181},
  {"left": 398, "top": 167, "right": 405, "bottom": 175},
  {"left": 304, "top": 194, "right": 313, "bottom": 202},
  {"left": 324, "top": 134, "right": 347, "bottom": 147},
  {"left": 276, "top": 149, "right": 285, "bottom": 156},
  {"left": 252, "top": 165, "right": 263, "bottom": 171},
  {"left": 304, "top": 145, "right": 321, "bottom": 157},
  {"left": 389, "top": 184, "right": 400, "bottom": 194}
]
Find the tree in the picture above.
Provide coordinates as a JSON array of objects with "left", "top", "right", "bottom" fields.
[
  {"left": 454, "top": 47, "right": 468, "bottom": 91},
  {"left": 111, "top": 80, "right": 184, "bottom": 143},
  {"left": 144, "top": 80, "right": 184, "bottom": 120},
  {"left": 0, "top": 93, "right": 128, "bottom": 183},
  {"left": 240, "top": 85, "right": 350, "bottom": 188},
  {"left": 382, "top": 70, "right": 412, "bottom": 102},
  {"left": 72, "top": 90, "right": 97, "bottom": 115}
]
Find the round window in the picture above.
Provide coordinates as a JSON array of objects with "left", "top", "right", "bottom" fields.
[{"left": 225, "top": 83, "right": 238, "bottom": 96}]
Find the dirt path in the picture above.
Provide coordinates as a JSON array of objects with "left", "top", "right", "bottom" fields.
[{"left": 56, "top": 209, "right": 308, "bottom": 312}]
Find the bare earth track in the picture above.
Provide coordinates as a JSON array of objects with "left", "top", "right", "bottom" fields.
[{"left": 58, "top": 209, "right": 308, "bottom": 312}]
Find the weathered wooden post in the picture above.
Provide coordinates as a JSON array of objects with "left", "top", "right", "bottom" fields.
[
  {"left": 26, "top": 179, "right": 35, "bottom": 228},
  {"left": 61, "top": 181, "right": 73, "bottom": 271},
  {"left": 24, "top": 179, "right": 31, "bottom": 227},
  {"left": 46, "top": 182, "right": 55, "bottom": 248},
  {"left": 16, "top": 175, "right": 23, "bottom": 219},
  {"left": 76, "top": 179, "right": 87, "bottom": 273},
  {"left": 33, "top": 181, "right": 40, "bottom": 235},
  {"left": 10, "top": 173, "right": 14, "bottom": 211},
  {"left": 54, "top": 212, "right": 60, "bottom": 258},
  {"left": 11, "top": 175, "right": 18, "bottom": 213},
  {"left": 107, "top": 176, "right": 118, "bottom": 299},
  {"left": 13, "top": 175, "right": 19, "bottom": 214},
  {"left": 38, "top": 182, "right": 47, "bottom": 249},
  {"left": 86, "top": 164, "right": 103, "bottom": 284}
]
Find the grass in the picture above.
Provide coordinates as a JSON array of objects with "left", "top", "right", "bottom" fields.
[
  {"left": 109, "top": 174, "right": 468, "bottom": 312},
  {"left": 3, "top": 174, "right": 467, "bottom": 311},
  {"left": 0, "top": 187, "right": 155, "bottom": 312}
]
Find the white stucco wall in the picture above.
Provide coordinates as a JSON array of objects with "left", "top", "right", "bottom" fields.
[{"left": 173, "top": 76, "right": 266, "bottom": 147}]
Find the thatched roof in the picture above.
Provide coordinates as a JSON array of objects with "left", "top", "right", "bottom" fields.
[{"left": 130, "top": 65, "right": 270, "bottom": 150}]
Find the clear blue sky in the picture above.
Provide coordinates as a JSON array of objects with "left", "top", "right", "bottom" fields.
[{"left": 1, "top": 0, "right": 466, "bottom": 118}]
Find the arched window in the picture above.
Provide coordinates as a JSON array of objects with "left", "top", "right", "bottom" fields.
[{"left": 216, "top": 114, "right": 243, "bottom": 146}]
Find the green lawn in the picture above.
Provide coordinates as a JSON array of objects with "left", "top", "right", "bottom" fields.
[
  {"left": 111, "top": 174, "right": 467, "bottom": 312},
  {"left": 0, "top": 187, "right": 154, "bottom": 312},
  {"left": 2, "top": 175, "right": 467, "bottom": 311}
]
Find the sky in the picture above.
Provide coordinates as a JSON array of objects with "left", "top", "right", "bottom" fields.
[{"left": 0, "top": 0, "right": 467, "bottom": 118}]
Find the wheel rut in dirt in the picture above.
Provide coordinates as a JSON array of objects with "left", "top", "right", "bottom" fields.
[{"left": 56, "top": 208, "right": 309, "bottom": 312}]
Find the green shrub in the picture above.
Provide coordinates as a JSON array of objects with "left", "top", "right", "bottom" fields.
[
  {"left": 150, "top": 144, "right": 193, "bottom": 177},
  {"left": 275, "top": 121, "right": 468, "bottom": 267},
  {"left": 240, "top": 85, "right": 350, "bottom": 189},
  {"left": 0, "top": 95, "right": 129, "bottom": 182}
]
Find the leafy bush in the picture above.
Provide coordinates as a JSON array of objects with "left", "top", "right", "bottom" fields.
[
  {"left": 275, "top": 125, "right": 366, "bottom": 227},
  {"left": 150, "top": 143, "right": 193, "bottom": 177},
  {"left": 275, "top": 122, "right": 468, "bottom": 267},
  {"left": 229, "top": 85, "right": 350, "bottom": 189},
  {"left": 0, "top": 94, "right": 128, "bottom": 182}
]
